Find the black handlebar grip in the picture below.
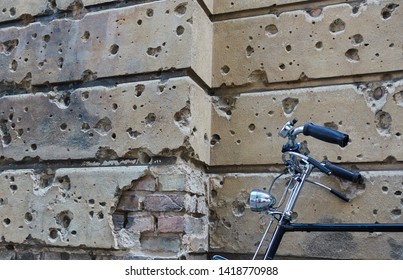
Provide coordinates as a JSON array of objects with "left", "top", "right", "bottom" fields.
[
  {"left": 330, "top": 189, "right": 350, "bottom": 202},
  {"left": 323, "top": 161, "right": 363, "bottom": 184},
  {"left": 303, "top": 123, "right": 349, "bottom": 147}
]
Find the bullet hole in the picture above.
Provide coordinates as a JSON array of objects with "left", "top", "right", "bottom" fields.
[
  {"left": 395, "top": 191, "right": 402, "bottom": 196},
  {"left": 60, "top": 123, "right": 67, "bottom": 131},
  {"left": 94, "top": 117, "right": 112, "bottom": 135},
  {"left": 351, "top": 34, "right": 364, "bottom": 45},
  {"left": 97, "top": 211, "right": 104, "bottom": 220},
  {"left": 81, "top": 69, "right": 97, "bottom": 82},
  {"left": 248, "top": 123, "right": 256, "bottom": 132},
  {"left": 31, "top": 144, "right": 37, "bottom": 151},
  {"left": 10, "top": 60, "right": 18, "bottom": 71},
  {"left": 174, "top": 3, "right": 187, "bottom": 16},
  {"left": 1, "top": 39, "right": 19, "bottom": 54},
  {"left": 88, "top": 199, "right": 95, "bottom": 205},
  {"left": 95, "top": 147, "right": 118, "bottom": 160},
  {"left": 135, "top": 84, "right": 145, "bottom": 97},
  {"left": 282, "top": 97, "right": 299, "bottom": 114},
  {"left": 24, "top": 212, "right": 33, "bottom": 223},
  {"left": 221, "top": 65, "right": 230, "bottom": 74},
  {"left": 42, "top": 34, "right": 51, "bottom": 42},
  {"left": 81, "top": 91, "right": 89, "bottom": 100},
  {"left": 329, "top": 18, "right": 345, "bottom": 33},
  {"left": 373, "top": 86, "right": 386, "bottom": 100},
  {"left": 137, "top": 19, "right": 142, "bottom": 25},
  {"left": 279, "top": 63, "right": 286, "bottom": 70},
  {"left": 248, "top": 69, "right": 269, "bottom": 85},
  {"left": 146, "top": 8, "right": 154, "bottom": 17},
  {"left": 127, "top": 128, "right": 142, "bottom": 139},
  {"left": 174, "top": 102, "right": 191, "bottom": 132},
  {"left": 265, "top": 24, "right": 278, "bottom": 36},
  {"left": 146, "top": 46, "right": 162, "bottom": 57},
  {"left": 9, "top": 7, "right": 16, "bottom": 16},
  {"left": 373, "top": 209, "right": 378, "bottom": 215},
  {"left": 391, "top": 209, "right": 401, "bottom": 216},
  {"left": 49, "top": 228, "right": 58, "bottom": 239},
  {"left": 57, "top": 57, "right": 64, "bottom": 69},
  {"left": 324, "top": 122, "right": 338, "bottom": 130},
  {"left": 375, "top": 110, "right": 392, "bottom": 133},
  {"left": 56, "top": 210, "right": 73, "bottom": 229},
  {"left": 232, "top": 201, "right": 246, "bottom": 217},
  {"left": 112, "top": 103, "right": 118, "bottom": 110},
  {"left": 309, "top": 8, "right": 322, "bottom": 17},
  {"left": 210, "top": 134, "right": 221, "bottom": 146},
  {"left": 345, "top": 48, "right": 360, "bottom": 62},
  {"left": 285, "top": 45, "right": 292, "bottom": 52},
  {"left": 222, "top": 219, "right": 231, "bottom": 229},
  {"left": 109, "top": 44, "right": 119, "bottom": 55},
  {"left": 0, "top": 120, "right": 12, "bottom": 145},
  {"left": 3, "top": 218, "right": 11, "bottom": 226},
  {"left": 9, "top": 184, "right": 17, "bottom": 192},
  {"left": 246, "top": 45, "right": 254, "bottom": 57},
  {"left": 81, "top": 31, "right": 90, "bottom": 42},
  {"left": 176, "top": 25, "right": 185, "bottom": 36},
  {"left": 145, "top": 113, "right": 156, "bottom": 126},
  {"left": 382, "top": 186, "right": 389, "bottom": 192},
  {"left": 381, "top": 4, "right": 399, "bottom": 20}
]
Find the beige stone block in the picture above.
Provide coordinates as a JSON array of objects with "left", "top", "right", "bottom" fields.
[
  {"left": 212, "top": 1, "right": 403, "bottom": 87},
  {"left": 206, "top": 79, "right": 403, "bottom": 165},
  {"left": 0, "top": 77, "right": 203, "bottom": 161},
  {"left": 0, "top": 1, "right": 210, "bottom": 86},
  {"left": 0, "top": 0, "right": 49, "bottom": 23},
  {"left": 209, "top": 171, "right": 403, "bottom": 259},
  {"left": 0, "top": 166, "right": 147, "bottom": 248},
  {"left": 204, "top": 0, "right": 306, "bottom": 14}
]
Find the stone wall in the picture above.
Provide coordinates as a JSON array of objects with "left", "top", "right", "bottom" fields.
[{"left": 0, "top": 0, "right": 402, "bottom": 259}]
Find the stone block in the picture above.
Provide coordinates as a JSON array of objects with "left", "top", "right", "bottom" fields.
[
  {"left": 144, "top": 193, "right": 185, "bottom": 212},
  {"left": 203, "top": 0, "right": 306, "bottom": 14},
  {"left": 209, "top": 171, "right": 403, "bottom": 259},
  {"left": 159, "top": 174, "right": 187, "bottom": 192},
  {"left": 158, "top": 215, "right": 185, "bottom": 233},
  {"left": 0, "top": 166, "right": 148, "bottom": 248},
  {"left": 0, "top": 0, "right": 212, "bottom": 87},
  {"left": 205, "top": 79, "right": 403, "bottom": 165},
  {"left": 125, "top": 212, "right": 155, "bottom": 233},
  {"left": 212, "top": 1, "right": 403, "bottom": 87},
  {"left": 0, "top": 0, "right": 49, "bottom": 23},
  {"left": 0, "top": 77, "right": 204, "bottom": 161},
  {"left": 140, "top": 234, "right": 182, "bottom": 253}
]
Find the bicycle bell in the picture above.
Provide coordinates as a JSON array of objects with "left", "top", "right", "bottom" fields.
[{"left": 250, "top": 189, "right": 276, "bottom": 212}]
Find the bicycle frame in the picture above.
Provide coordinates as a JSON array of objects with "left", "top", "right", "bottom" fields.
[{"left": 250, "top": 120, "right": 403, "bottom": 260}]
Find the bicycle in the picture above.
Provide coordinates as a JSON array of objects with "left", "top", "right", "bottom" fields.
[{"left": 213, "top": 119, "right": 403, "bottom": 260}]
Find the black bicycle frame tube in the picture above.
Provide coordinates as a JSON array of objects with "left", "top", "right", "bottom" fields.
[
  {"left": 263, "top": 218, "right": 290, "bottom": 260},
  {"left": 283, "top": 223, "right": 403, "bottom": 232}
]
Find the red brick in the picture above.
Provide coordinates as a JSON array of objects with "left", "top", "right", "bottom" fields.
[
  {"left": 158, "top": 216, "right": 185, "bottom": 233},
  {"left": 131, "top": 175, "right": 156, "bottom": 191},
  {"left": 144, "top": 194, "right": 185, "bottom": 212},
  {"left": 116, "top": 191, "right": 140, "bottom": 212}
]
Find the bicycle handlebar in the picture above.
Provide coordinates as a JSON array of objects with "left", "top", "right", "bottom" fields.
[
  {"left": 323, "top": 161, "right": 363, "bottom": 184},
  {"left": 303, "top": 122, "right": 349, "bottom": 147}
]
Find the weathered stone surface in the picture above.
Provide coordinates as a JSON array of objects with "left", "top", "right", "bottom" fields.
[
  {"left": 0, "top": 163, "right": 208, "bottom": 256},
  {"left": 0, "top": 166, "right": 147, "bottom": 248},
  {"left": 212, "top": 1, "right": 403, "bottom": 87},
  {"left": 0, "top": 0, "right": 212, "bottom": 86},
  {"left": 204, "top": 79, "right": 403, "bottom": 165},
  {"left": 209, "top": 171, "right": 403, "bottom": 259},
  {"left": 203, "top": 0, "right": 306, "bottom": 14},
  {"left": 0, "top": 77, "right": 204, "bottom": 161},
  {"left": 0, "top": 0, "right": 49, "bottom": 23}
]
